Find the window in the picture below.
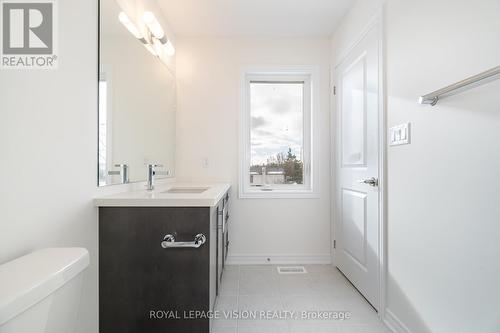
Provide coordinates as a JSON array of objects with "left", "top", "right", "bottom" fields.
[
  {"left": 240, "top": 68, "right": 317, "bottom": 198},
  {"left": 98, "top": 77, "right": 108, "bottom": 186},
  {"left": 98, "top": 68, "right": 113, "bottom": 186}
]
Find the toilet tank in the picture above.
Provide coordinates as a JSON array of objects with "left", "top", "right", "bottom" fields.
[{"left": 0, "top": 248, "right": 89, "bottom": 333}]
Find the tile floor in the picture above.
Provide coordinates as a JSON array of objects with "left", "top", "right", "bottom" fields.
[{"left": 213, "top": 265, "right": 391, "bottom": 333}]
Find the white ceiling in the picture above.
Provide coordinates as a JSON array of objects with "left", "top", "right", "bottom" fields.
[{"left": 156, "top": 0, "right": 353, "bottom": 37}]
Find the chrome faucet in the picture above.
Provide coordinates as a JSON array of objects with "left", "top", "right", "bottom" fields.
[
  {"left": 108, "top": 164, "right": 129, "bottom": 184},
  {"left": 146, "top": 164, "right": 170, "bottom": 191}
]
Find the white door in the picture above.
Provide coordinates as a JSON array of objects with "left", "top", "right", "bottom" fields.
[{"left": 335, "top": 23, "right": 380, "bottom": 309}]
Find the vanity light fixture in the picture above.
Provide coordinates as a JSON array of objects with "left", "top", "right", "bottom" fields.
[
  {"left": 118, "top": 12, "right": 141, "bottom": 38},
  {"left": 118, "top": 12, "right": 157, "bottom": 56},
  {"left": 142, "top": 11, "right": 176, "bottom": 56},
  {"left": 152, "top": 37, "right": 164, "bottom": 56},
  {"left": 164, "top": 40, "right": 175, "bottom": 56},
  {"left": 143, "top": 43, "right": 157, "bottom": 56},
  {"left": 143, "top": 11, "right": 165, "bottom": 40}
]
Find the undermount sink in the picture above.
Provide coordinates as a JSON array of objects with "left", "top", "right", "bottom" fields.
[{"left": 164, "top": 187, "right": 209, "bottom": 194}]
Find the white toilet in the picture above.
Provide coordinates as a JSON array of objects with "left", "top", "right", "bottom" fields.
[{"left": 0, "top": 248, "right": 89, "bottom": 333}]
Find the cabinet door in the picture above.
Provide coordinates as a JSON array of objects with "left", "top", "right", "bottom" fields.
[
  {"left": 99, "top": 207, "right": 211, "bottom": 333},
  {"left": 223, "top": 193, "right": 230, "bottom": 263},
  {"left": 215, "top": 201, "right": 224, "bottom": 294},
  {"left": 209, "top": 205, "right": 217, "bottom": 312}
]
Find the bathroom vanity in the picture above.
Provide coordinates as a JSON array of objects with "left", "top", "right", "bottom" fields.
[{"left": 95, "top": 184, "right": 231, "bottom": 333}]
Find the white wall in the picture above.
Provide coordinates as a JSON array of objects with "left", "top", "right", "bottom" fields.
[
  {"left": 332, "top": 0, "right": 500, "bottom": 332},
  {"left": 175, "top": 37, "right": 332, "bottom": 263},
  {"left": 0, "top": 1, "right": 98, "bottom": 332},
  {"left": 0, "top": 1, "right": 175, "bottom": 333}
]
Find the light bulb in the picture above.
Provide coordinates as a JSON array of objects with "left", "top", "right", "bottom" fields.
[
  {"left": 143, "top": 11, "right": 165, "bottom": 40},
  {"left": 152, "top": 38, "right": 163, "bottom": 57},
  {"left": 143, "top": 44, "right": 157, "bottom": 56},
  {"left": 164, "top": 40, "right": 175, "bottom": 56},
  {"left": 118, "top": 12, "right": 142, "bottom": 39}
]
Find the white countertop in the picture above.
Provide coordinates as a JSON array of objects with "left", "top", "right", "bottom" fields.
[{"left": 94, "top": 183, "right": 231, "bottom": 207}]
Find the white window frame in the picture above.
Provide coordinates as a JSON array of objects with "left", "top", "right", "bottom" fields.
[
  {"left": 239, "top": 66, "right": 319, "bottom": 199},
  {"left": 98, "top": 65, "right": 113, "bottom": 186}
]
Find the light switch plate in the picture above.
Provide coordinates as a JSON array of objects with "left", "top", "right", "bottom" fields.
[
  {"left": 389, "top": 122, "right": 411, "bottom": 146},
  {"left": 202, "top": 157, "right": 209, "bottom": 168}
]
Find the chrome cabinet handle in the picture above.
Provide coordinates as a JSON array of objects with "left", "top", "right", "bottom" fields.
[
  {"left": 357, "top": 177, "right": 379, "bottom": 187},
  {"left": 161, "top": 233, "right": 206, "bottom": 249}
]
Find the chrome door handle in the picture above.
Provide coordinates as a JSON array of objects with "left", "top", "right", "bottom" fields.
[
  {"left": 161, "top": 233, "right": 207, "bottom": 249},
  {"left": 357, "top": 177, "right": 379, "bottom": 187}
]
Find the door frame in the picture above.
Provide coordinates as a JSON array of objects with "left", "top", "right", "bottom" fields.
[{"left": 331, "top": 8, "right": 387, "bottom": 319}]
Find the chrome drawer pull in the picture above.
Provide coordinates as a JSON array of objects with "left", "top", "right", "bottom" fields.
[{"left": 161, "top": 234, "right": 206, "bottom": 249}]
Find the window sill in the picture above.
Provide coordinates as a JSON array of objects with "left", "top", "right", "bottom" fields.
[{"left": 239, "top": 188, "right": 319, "bottom": 199}]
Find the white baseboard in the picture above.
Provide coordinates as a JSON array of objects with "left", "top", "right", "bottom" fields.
[
  {"left": 383, "top": 308, "right": 413, "bottom": 333},
  {"left": 226, "top": 253, "right": 332, "bottom": 265}
]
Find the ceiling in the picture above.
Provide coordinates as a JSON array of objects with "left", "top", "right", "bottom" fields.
[{"left": 156, "top": 0, "right": 353, "bottom": 37}]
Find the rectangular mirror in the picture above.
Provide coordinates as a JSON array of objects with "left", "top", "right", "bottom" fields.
[{"left": 98, "top": 0, "right": 175, "bottom": 186}]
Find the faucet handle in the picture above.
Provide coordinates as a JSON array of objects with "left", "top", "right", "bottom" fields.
[
  {"left": 108, "top": 163, "right": 129, "bottom": 184},
  {"left": 147, "top": 163, "right": 163, "bottom": 169},
  {"left": 148, "top": 164, "right": 169, "bottom": 176}
]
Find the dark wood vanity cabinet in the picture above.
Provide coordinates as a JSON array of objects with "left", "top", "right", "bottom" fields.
[
  {"left": 99, "top": 194, "right": 229, "bottom": 333},
  {"left": 216, "top": 193, "right": 230, "bottom": 292}
]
